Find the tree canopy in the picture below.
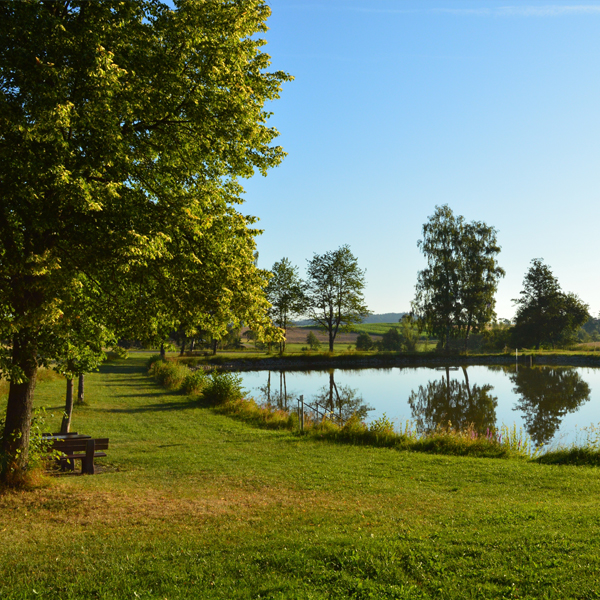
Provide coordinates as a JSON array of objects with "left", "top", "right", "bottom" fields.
[
  {"left": 412, "top": 205, "right": 504, "bottom": 351},
  {"left": 304, "top": 246, "right": 370, "bottom": 352},
  {"left": 512, "top": 259, "right": 589, "bottom": 349},
  {"left": 0, "top": 0, "right": 290, "bottom": 480}
]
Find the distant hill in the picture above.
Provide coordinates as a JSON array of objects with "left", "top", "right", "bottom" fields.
[
  {"left": 294, "top": 312, "right": 406, "bottom": 327},
  {"left": 362, "top": 313, "right": 406, "bottom": 324}
]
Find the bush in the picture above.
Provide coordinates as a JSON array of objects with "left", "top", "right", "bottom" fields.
[
  {"left": 149, "top": 360, "right": 189, "bottom": 390},
  {"left": 355, "top": 332, "right": 373, "bottom": 351},
  {"left": 306, "top": 331, "right": 321, "bottom": 351},
  {"left": 380, "top": 328, "right": 402, "bottom": 351},
  {"left": 202, "top": 371, "right": 245, "bottom": 405},
  {"left": 181, "top": 369, "right": 208, "bottom": 396},
  {"left": 145, "top": 353, "right": 164, "bottom": 370}
]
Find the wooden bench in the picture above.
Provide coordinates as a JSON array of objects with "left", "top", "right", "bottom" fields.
[{"left": 42, "top": 433, "right": 109, "bottom": 475}]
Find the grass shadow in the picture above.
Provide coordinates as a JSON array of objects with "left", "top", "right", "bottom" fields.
[
  {"left": 99, "top": 401, "right": 196, "bottom": 414},
  {"left": 99, "top": 362, "right": 147, "bottom": 376}
]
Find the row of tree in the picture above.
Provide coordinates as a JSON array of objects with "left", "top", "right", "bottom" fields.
[{"left": 266, "top": 205, "right": 590, "bottom": 354}]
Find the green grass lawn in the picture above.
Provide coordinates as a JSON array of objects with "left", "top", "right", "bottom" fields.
[{"left": 1, "top": 354, "right": 600, "bottom": 599}]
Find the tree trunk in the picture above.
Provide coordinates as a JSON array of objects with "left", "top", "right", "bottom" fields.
[
  {"left": 267, "top": 371, "right": 271, "bottom": 404},
  {"left": 279, "top": 370, "right": 283, "bottom": 408},
  {"left": 464, "top": 319, "right": 472, "bottom": 353},
  {"left": 77, "top": 373, "right": 84, "bottom": 405},
  {"left": 61, "top": 378, "right": 74, "bottom": 434},
  {"left": 180, "top": 337, "right": 186, "bottom": 356},
  {"left": 283, "top": 371, "right": 287, "bottom": 408},
  {"left": 462, "top": 366, "right": 472, "bottom": 400},
  {"left": 212, "top": 339, "right": 217, "bottom": 355},
  {"left": 160, "top": 343, "right": 166, "bottom": 360},
  {"left": 327, "top": 371, "right": 334, "bottom": 411},
  {"left": 1, "top": 333, "right": 38, "bottom": 481},
  {"left": 329, "top": 331, "right": 334, "bottom": 352}
]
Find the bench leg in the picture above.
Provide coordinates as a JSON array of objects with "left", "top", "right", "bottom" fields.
[{"left": 83, "top": 439, "right": 95, "bottom": 475}]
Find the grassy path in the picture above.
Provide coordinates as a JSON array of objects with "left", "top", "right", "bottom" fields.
[{"left": 1, "top": 354, "right": 600, "bottom": 599}]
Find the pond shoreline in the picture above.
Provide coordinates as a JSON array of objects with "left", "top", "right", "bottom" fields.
[{"left": 201, "top": 353, "right": 600, "bottom": 372}]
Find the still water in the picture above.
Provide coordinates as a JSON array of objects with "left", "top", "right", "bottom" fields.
[{"left": 240, "top": 366, "right": 600, "bottom": 448}]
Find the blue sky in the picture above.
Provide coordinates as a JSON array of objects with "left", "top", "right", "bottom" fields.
[{"left": 242, "top": 0, "right": 600, "bottom": 320}]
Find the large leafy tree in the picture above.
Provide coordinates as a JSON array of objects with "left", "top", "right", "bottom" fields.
[
  {"left": 412, "top": 205, "right": 504, "bottom": 351},
  {"left": 0, "top": 0, "right": 290, "bottom": 480},
  {"left": 512, "top": 259, "right": 589, "bottom": 349},
  {"left": 305, "top": 245, "right": 370, "bottom": 352},
  {"left": 265, "top": 258, "right": 306, "bottom": 352}
]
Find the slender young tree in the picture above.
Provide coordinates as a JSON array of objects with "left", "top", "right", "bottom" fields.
[
  {"left": 305, "top": 246, "right": 370, "bottom": 352},
  {"left": 265, "top": 258, "right": 307, "bottom": 352},
  {"left": 0, "top": 0, "right": 290, "bottom": 481}
]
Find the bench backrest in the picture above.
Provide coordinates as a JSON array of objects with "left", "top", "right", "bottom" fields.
[{"left": 48, "top": 438, "right": 109, "bottom": 453}]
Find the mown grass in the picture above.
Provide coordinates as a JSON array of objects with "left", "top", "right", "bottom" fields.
[{"left": 1, "top": 354, "right": 600, "bottom": 599}]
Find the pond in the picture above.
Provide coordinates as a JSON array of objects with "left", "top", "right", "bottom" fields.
[{"left": 239, "top": 365, "right": 600, "bottom": 448}]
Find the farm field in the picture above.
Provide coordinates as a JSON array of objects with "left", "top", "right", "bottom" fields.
[
  {"left": 1, "top": 354, "right": 600, "bottom": 599},
  {"left": 239, "top": 325, "right": 436, "bottom": 353}
]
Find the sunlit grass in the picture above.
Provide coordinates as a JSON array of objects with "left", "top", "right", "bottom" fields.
[{"left": 2, "top": 354, "right": 600, "bottom": 599}]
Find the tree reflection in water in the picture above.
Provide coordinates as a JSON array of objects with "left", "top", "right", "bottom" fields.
[
  {"left": 313, "top": 371, "right": 372, "bottom": 424},
  {"left": 257, "top": 370, "right": 296, "bottom": 409},
  {"left": 511, "top": 367, "right": 590, "bottom": 446},
  {"left": 408, "top": 366, "right": 497, "bottom": 434}
]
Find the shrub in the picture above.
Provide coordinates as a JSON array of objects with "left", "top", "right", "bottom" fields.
[
  {"left": 181, "top": 369, "right": 208, "bottom": 396},
  {"left": 355, "top": 332, "right": 373, "bottom": 351},
  {"left": 306, "top": 331, "right": 321, "bottom": 351},
  {"left": 380, "top": 328, "right": 402, "bottom": 351},
  {"left": 145, "top": 353, "right": 164, "bottom": 370},
  {"left": 202, "top": 371, "right": 245, "bottom": 405},
  {"left": 149, "top": 360, "right": 189, "bottom": 390}
]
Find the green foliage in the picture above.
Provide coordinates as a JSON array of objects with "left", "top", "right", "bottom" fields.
[
  {"left": 355, "top": 331, "right": 373, "bottom": 351},
  {"left": 149, "top": 360, "right": 189, "bottom": 391},
  {"left": 512, "top": 259, "right": 589, "bottom": 349},
  {"left": 202, "top": 371, "right": 245, "bottom": 405},
  {"left": 306, "top": 331, "right": 322, "bottom": 351},
  {"left": 380, "top": 328, "right": 403, "bottom": 351},
  {"left": 145, "top": 354, "right": 165, "bottom": 371},
  {"left": 0, "top": 0, "right": 291, "bottom": 478},
  {"left": 482, "top": 323, "right": 513, "bottom": 352},
  {"left": 399, "top": 315, "right": 418, "bottom": 352},
  {"left": 181, "top": 369, "right": 208, "bottom": 396},
  {"left": 305, "top": 245, "right": 371, "bottom": 351},
  {"left": 266, "top": 258, "right": 306, "bottom": 350},
  {"left": 106, "top": 346, "right": 129, "bottom": 361},
  {"left": 413, "top": 205, "right": 504, "bottom": 351}
]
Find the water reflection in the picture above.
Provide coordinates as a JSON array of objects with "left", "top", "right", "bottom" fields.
[
  {"left": 257, "top": 371, "right": 296, "bottom": 409},
  {"left": 510, "top": 367, "right": 591, "bottom": 446},
  {"left": 408, "top": 366, "right": 498, "bottom": 434},
  {"left": 312, "top": 371, "right": 372, "bottom": 423}
]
